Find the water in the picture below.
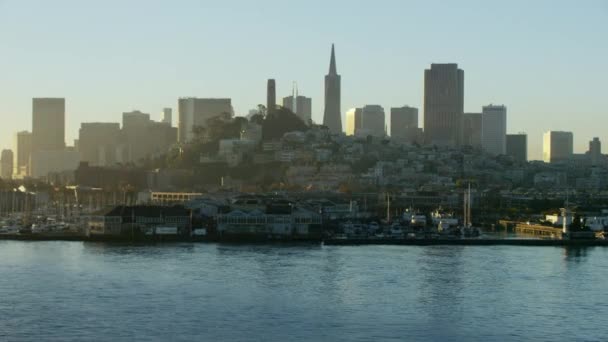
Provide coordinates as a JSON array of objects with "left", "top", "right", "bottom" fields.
[{"left": 1, "top": 241, "right": 607, "bottom": 341}]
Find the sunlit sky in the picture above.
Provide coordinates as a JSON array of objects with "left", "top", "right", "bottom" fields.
[{"left": 0, "top": 0, "right": 607, "bottom": 160}]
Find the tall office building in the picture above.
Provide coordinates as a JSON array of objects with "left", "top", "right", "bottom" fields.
[
  {"left": 506, "top": 134, "right": 528, "bottom": 162},
  {"left": 589, "top": 137, "right": 602, "bottom": 166},
  {"left": 345, "top": 108, "right": 362, "bottom": 136},
  {"left": 543, "top": 131, "right": 573, "bottom": 163},
  {"left": 14, "top": 131, "right": 32, "bottom": 177},
  {"left": 267, "top": 79, "right": 277, "bottom": 115},
  {"left": 32, "top": 98, "right": 65, "bottom": 153},
  {"left": 423, "top": 64, "right": 464, "bottom": 147},
  {"left": 463, "top": 113, "right": 482, "bottom": 148},
  {"left": 79, "top": 123, "right": 121, "bottom": 166},
  {"left": 162, "top": 108, "right": 172, "bottom": 125},
  {"left": 481, "top": 105, "right": 507, "bottom": 156},
  {"left": 178, "top": 98, "right": 233, "bottom": 143},
  {"left": 358, "top": 105, "right": 386, "bottom": 137},
  {"left": 283, "top": 87, "right": 312, "bottom": 125},
  {"left": 323, "top": 44, "right": 342, "bottom": 134},
  {"left": 390, "top": 106, "right": 418, "bottom": 143},
  {"left": 122, "top": 110, "right": 177, "bottom": 164},
  {"left": 1, "top": 150, "right": 14, "bottom": 179}
]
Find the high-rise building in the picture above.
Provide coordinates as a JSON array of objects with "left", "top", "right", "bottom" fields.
[
  {"left": 543, "top": 131, "right": 573, "bottom": 163},
  {"left": 463, "top": 113, "right": 482, "bottom": 148},
  {"left": 589, "top": 137, "right": 602, "bottom": 166},
  {"left": 481, "top": 105, "right": 507, "bottom": 156},
  {"left": 323, "top": 44, "right": 342, "bottom": 134},
  {"left": 390, "top": 106, "right": 418, "bottom": 143},
  {"left": 162, "top": 108, "right": 172, "bottom": 125},
  {"left": 506, "top": 134, "right": 528, "bottom": 162},
  {"left": 178, "top": 98, "right": 233, "bottom": 143},
  {"left": 121, "top": 110, "right": 177, "bottom": 164},
  {"left": 79, "top": 123, "right": 121, "bottom": 166},
  {"left": 267, "top": 79, "right": 276, "bottom": 115},
  {"left": 1, "top": 149, "right": 14, "bottom": 179},
  {"left": 359, "top": 105, "right": 386, "bottom": 137},
  {"left": 14, "top": 131, "right": 32, "bottom": 177},
  {"left": 32, "top": 98, "right": 65, "bottom": 153},
  {"left": 423, "top": 64, "right": 464, "bottom": 147},
  {"left": 345, "top": 108, "right": 362, "bottom": 136},
  {"left": 283, "top": 91, "right": 312, "bottom": 125}
]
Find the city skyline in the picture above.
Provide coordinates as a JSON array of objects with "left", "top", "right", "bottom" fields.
[{"left": 0, "top": 0, "right": 607, "bottom": 160}]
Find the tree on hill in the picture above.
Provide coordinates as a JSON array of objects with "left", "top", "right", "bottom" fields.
[{"left": 262, "top": 106, "right": 308, "bottom": 141}]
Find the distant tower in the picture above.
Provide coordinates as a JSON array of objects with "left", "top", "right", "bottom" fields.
[
  {"left": 32, "top": 98, "right": 66, "bottom": 153},
  {"left": 423, "top": 64, "right": 464, "bottom": 147},
  {"left": 162, "top": 108, "right": 172, "bottom": 125},
  {"left": 267, "top": 79, "right": 276, "bottom": 115},
  {"left": 323, "top": 44, "right": 342, "bottom": 133},
  {"left": 589, "top": 137, "right": 602, "bottom": 166}
]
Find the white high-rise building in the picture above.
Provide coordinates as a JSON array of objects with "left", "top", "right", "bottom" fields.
[
  {"left": 345, "top": 108, "right": 362, "bottom": 136},
  {"left": 481, "top": 105, "right": 507, "bottom": 156}
]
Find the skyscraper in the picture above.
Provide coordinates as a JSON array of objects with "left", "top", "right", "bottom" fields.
[
  {"left": 423, "top": 64, "right": 464, "bottom": 147},
  {"left": 162, "top": 108, "right": 172, "bottom": 125},
  {"left": 283, "top": 85, "right": 312, "bottom": 125},
  {"left": 359, "top": 105, "right": 386, "bottom": 137},
  {"left": 390, "top": 106, "right": 419, "bottom": 143},
  {"left": 481, "top": 105, "right": 507, "bottom": 156},
  {"left": 14, "top": 131, "right": 32, "bottom": 176},
  {"left": 463, "top": 113, "right": 482, "bottom": 148},
  {"left": 589, "top": 137, "right": 602, "bottom": 166},
  {"left": 543, "top": 131, "right": 573, "bottom": 163},
  {"left": 267, "top": 79, "right": 276, "bottom": 115},
  {"left": 323, "top": 44, "right": 342, "bottom": 134},
  {"left": 78, "top": 123, "right": 121, "bottom": 166},
  {"left": 32, "top": 98, "right": 65, "bottom": 153},
  {"left": 178, "top": 98, "right": 233, "bottom": 143},
  {"left": 506, "top": 134, "right": 528, "bottom": 162},
  {"left": 1, "top": 149, "right": 13, "bottom": 179}
]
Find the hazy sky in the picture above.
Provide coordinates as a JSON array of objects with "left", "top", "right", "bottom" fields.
[{"left": 0, "top": 0, "right": 606, "bottom": 160}]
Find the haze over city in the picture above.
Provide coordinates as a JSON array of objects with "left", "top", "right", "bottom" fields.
[{"left": 1, "top": 0, "right": 607, "bottom": 160}]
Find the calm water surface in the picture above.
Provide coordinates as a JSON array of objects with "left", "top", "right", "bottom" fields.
[{"left": 1, "top": 241, "right": 607, "bottom": 341}]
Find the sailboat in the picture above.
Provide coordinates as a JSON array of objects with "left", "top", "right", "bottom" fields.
[{"left": 461, "top": 183, "right": 481, "bottom": 238}]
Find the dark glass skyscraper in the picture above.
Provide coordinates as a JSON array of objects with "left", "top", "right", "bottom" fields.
[
  {"left": 323, "top": 44, "right": 342, "bottom": 134},
  {"left": 423, "top": 64, "right": 464, "bottom": 147}
]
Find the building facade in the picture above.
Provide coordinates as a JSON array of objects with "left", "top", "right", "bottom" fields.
[
  {"left": 506, "top": 134, "right": 528, "bottom": 162},
  {"left": 323, "top": 44, "right": 342, "bottom": 134},
  {"left": 345, "top": 108, "right": 362, "bottom": 136},
  {"left": 13, "top": 131, "right": 32, "bottom": 177},
  {"left": 178, "top": 98, "right": 233, "bottom": 143},
  {"left": 481, "top": 105, "right": 507, "bottom": 156},
  {"left": 32, "top": 98, "right": 65, "bottom": 154},
  {"left": 283, "top": 95, "right": 312, "bottom": 124},
  {"left": 78, "top": 123, "right": 121, "bottom": 166},
  {"left": 543, "top": 131, "right": 573, "bottom": 163},
  {"left": 423, "top": 64, "right": 464, "bottom": 147},
  {"left": 463, "top": 113, "right": 482, "bottom": 148},
  {"left": 589, "top": 137, "right": 602, "bottom": 166},
  {"left": 1, "top": 149, "right": 13, "bottom": 179},
  {"left": 359, "top": 105, "right": 386, "bottom": 137},
  {"left": 390, "top": 106, "right": 418, "bottom": 143}
]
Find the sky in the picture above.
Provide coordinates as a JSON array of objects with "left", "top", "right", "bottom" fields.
[{"left": 0, "top": 0, "right": 607, "bottom": 160}]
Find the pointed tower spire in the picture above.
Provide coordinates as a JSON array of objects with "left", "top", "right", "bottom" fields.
[{"left": 329, "top": 44, "right": 337, "bottom": 75}]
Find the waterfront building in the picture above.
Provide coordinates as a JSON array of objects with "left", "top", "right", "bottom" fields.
[
  {"left": 323, "top": 44, "right": 342, "bottom": 134},
  {"left": 1, "top": 149, "right": 13, "bottom": 179},
  {"left": 78, "top": 123, "right": 121, "bottom": 166},
  {"left": 390, "top": 106, "right": 419, "bottom": 143},
  {"left": 13, "top": 131, "right": 32, "bottom": 177},
  {"left": 589, "top": 137, "right": 602, "bottom": 166},
  {"left": 32, "top": 98, "right": 66, "bottom": 154},
  {"left": 345, "top": 108, "right": 362, "bottom": 136},
  {"left": 463, "top": 113, "right": 482, "bottom": 148},
  {"left": 423, "top": 64, "right": 464, "bottom": 147},
  {"left": 178, "top": 98, "right": 233, "bottom": 143},
  {"left": 267, "top": 79, "right": 277, "bottom": 115},
  {"left": 543, "top": 131, "right": 574, "bottom": 163},
  {"left": 506, "top": 134, "right": 528, "bottom": 162},
  {"left": 88, "top": 205, "right": 191, "bottom": 236},
  {"left": 481, "top": 105, "right": 507, "bottom": 156}
]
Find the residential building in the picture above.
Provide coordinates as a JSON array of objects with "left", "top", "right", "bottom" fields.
[
  {"left": 543, "top": 131, "right": 573, "bottom": 163},
  {"left": 481, "top": 105, "right": 507, "bottom": 155},
  {"left": 423, "top": 64, "right": 464, "bottom": 147}
]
